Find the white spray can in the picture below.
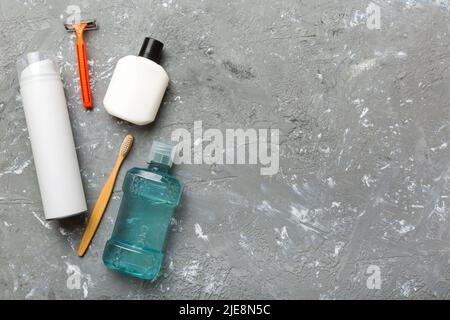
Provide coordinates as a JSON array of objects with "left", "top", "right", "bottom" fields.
[{"left": 17, "top": 52, "right": 87, "bottom": 220}]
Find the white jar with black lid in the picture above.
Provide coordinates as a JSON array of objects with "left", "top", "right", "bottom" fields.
[{"left": 103, "top": 37, "right": 169, "bottom": 126}]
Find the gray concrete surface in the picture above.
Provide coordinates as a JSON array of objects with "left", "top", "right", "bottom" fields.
[{"left": 1, "top": 0, "right": 450, "bottom": 300}]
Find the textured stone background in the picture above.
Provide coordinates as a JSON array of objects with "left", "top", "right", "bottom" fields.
[{"left": 1, "top": 0, "right": 450, "bottom": 299}]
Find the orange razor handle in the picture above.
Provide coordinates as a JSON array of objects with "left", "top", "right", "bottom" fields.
[{"left": 75, "top": 24, "right": 93, "bottom": 109}]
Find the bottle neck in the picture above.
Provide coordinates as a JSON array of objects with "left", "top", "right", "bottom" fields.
[{"left": 147, "top": 161, "right": 170, "bottom": 173}]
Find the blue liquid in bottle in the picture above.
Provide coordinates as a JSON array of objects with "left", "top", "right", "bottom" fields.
[{"left": 103, "top": 142, "right": 183, "bottom": 280}]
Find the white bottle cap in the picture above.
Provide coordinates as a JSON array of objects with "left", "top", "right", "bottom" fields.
[{"left": 149, "top": 141, "right": 174, "bottom": 167}]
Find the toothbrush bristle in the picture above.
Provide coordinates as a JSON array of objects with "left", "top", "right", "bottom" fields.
[{"left": 120, "top": 134, "right": 134, "bottom": 157}]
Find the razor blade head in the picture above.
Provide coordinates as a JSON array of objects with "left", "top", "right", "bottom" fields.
[{"left": 64, "top": 19, "right": 97, "bottom": 31}]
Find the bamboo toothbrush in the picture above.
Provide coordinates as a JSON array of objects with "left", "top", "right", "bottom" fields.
[{"left": 77, "top": 134, "right": 134, "bottom": 257}]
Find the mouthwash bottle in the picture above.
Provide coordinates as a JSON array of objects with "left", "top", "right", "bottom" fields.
[{"left": 103, "top": 142, "right": 183, "bottom": 280}]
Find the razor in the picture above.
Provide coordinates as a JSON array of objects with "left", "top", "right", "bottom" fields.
[{"left": 64, "top": 19, "right": 97, "bottom": 109}]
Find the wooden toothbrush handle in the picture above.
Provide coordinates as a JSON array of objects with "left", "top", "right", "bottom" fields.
[
  {"left": 75, "top": 23, "right": 93, "bottom": 109},
  {"left": 77, "top": 156, "right": 124, "bottom": 257}
]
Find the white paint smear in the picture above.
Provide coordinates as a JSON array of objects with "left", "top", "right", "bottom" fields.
[
  {"left": 257, "top": 200, "right": 281, "bottom": 216},
  {"left": 400, "top": 279, "right": 417, "bottom": 297},
  {"left": 326, "top": 177, "right": 336, "bottom": 188},
  {"left": 275, "top": 226, "right": 290, "bottom": 248},
  {"left": 25, "top": 288, "right": 36, "bottom": 299},
  {"left": 181, "top": 260, "right": 199, "bottom": 283},
  {"left": 396, "top": 220, "right": 415, "bottom": 234},
  {"left": 350, "top": 58, "right": 377, "bottom": 78},
  {"left": 239, "top": 234, "right": 254, "bottom": 256},
  {"left": 290, "top": 206, "right": 309, "bottom": 223},
  {"left": 32, "top": 211, "right": 51, "bottom": 230},
  {"left": 0, "top": 159, "right": 32, "bottom": 177},
  {"left": 194, "top": 223, "right": 209, "bottom": 241}
]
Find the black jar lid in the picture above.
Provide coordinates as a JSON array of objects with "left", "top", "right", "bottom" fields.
[{"left": 138, "top": 37, "right": 164, "bottom": 64}]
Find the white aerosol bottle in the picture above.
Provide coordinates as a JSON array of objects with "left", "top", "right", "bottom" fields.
[{"left": 17, "top": 52, "right": 87, "bottom": 220}]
